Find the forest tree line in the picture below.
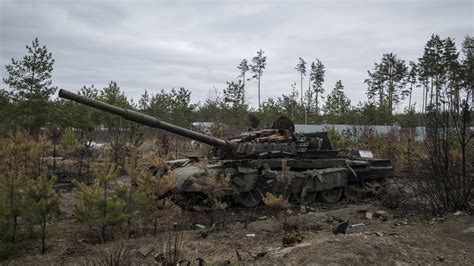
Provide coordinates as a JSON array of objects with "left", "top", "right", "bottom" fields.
[{"left": 0, "top": 34, "right": 472, "bottom": 137}]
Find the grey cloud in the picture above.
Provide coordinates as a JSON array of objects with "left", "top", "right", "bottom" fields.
[{"left": 1, "top": 0, "right": 472, "bottom": 110}]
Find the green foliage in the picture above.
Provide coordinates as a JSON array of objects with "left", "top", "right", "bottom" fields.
[
  {"left": 135, "top": 165, "right": 178, "bottom": 235},
  {"left": 144, "top": 87, "right": 196, "bottom": 127},
  {"left": 277, "top": 83, "right": 304, "bottom": 122},
  {"left": 22, "top": 174, "right": 60, "bottom": 254},
  {"left": 0, "top": 170, "right": 27, "bottom": 243},
  {"left": 418, "top": 34, "right": 445, "bottom": 110},
  {"left": 3, "top": 38, "right": 56, "bottom": 134},
  {"left": 99, "top": 81, "right": 132, "bottom": 130},
  {"left": 138, "top": 89, "right": 150, "bottom": 111},
  {"left": 0, "top": 130, "right": 59, "bottom": 258},
  {"left": 0, "top": 89, "right": 15, "bottom": 135},
  {"left": 461, "top": 35, "right": 473, "bottom": 94},
  {"left": 116, "top": 150, "right": 144, "bottom": 236},
  {"left": 59, "top": 128, "right": 77, "bottom": 151},
  {"left": 259, "top": 98, "right": 282, "bottom": 126},
  {"left": 0, "top": 169, "right": 27, "bottom": 260},
  {"left": 223, "top": 80, "right": 246, "bottom": 110},
  {"left": 219, "top": 80, "right": 249, "bottom": 129},
  {"left": 237, "top": 59, "right": 250, "bottom": 98},
  {"left": 323, "top": 80, "right": 351, "bottom": 121},
  {"left": 365, "top": 52, "right": 407, "bottom": 114},
  {"left": 73, "top": 163, "right": 129, "bottom": 243}
]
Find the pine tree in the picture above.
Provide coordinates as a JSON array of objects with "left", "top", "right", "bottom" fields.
[
  {"left": 365, "top": 53, "right": 407, "bottom": 114},
  {"left": 461, "top": 35, "right": 473, "bottom": 107},
  {"left": 148, "top": 87, "right": 195, "bottom": 127},
  {"left": 99, "top": 81, "right": 131, "bottom": 130},
  {"left": 407, "top": 61, "right": 418, "bottom": 110},
  {"left": 295, "top": 57, "right": 307, "bottom": 104},
  {"left": 138, "top": 89, "right": 150, "bottom": 113},
  {"left": 223, "top": 80, "right": 246, "bottom": 109},
  {"left": 0, "top": 169, "right": 27, "bottom": 244},
  {"left": 442, "top": 37, "right": 461, "bottom": 111},
  {"left": 277, "top": 82, "right": 300, "bottom": 121},
  {"left": 135, "top": 156, "right": 178, "bottom": 236},
  {"left": 73, "top": 162, "right": 128, "bottom": 243},
  {"left": 250, "top": 49, "right": 267, "bottom": 111},
  {"left": 365, "top": 69, "right": 385, "bottom": 109},
  {"left": 324, "top": 80, "right": 351, "bottom": 117},
  {"left": 237, "top": 59, "right": 249, "bottom": 100},
  {"left": 22, "top": 174, "right": 60, "bottom": 254},
  {"left": 3, "top": 38, "right": 56, "bottom": 134},
  {"left": 309, "top": 59, "right": 325, "bottom": 114},
  {"left": 119, "top": 150, "right": 140, "bottom": 237},
  {"left": 418, "top": 34, "right": 445, "bottom": 110},
  {"left": 0, "top": 130, "right": 36, "bottom": 243}
]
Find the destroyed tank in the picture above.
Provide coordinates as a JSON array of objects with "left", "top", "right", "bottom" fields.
[{"left": 59, "top": 89, "right": 393, "bottom": 207}]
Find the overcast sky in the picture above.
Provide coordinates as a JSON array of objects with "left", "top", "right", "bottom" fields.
[{"left": 0, "top": 0, "right": 472, "bottom": 112}]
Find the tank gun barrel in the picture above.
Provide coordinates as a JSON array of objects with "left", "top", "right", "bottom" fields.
[{"left": 58, "top": 89, "right": 237, "bottom": 150}]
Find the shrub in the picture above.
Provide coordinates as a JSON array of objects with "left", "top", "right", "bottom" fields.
[
  {"left": 73, "top": 163, "right": 129, "bottom": 243},
  {"left": 22, "top": 174, "right": 60, "bottom": 254},
  {"left": 60, "top": 128, "right": 77, "bottom": 151},
  {"left": 412, "top": 102, "right": 473, "bottom": 214}
]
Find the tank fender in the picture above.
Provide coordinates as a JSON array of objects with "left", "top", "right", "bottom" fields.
[
  {"left": 315, "top": 167, "right": 349, "bottom": 191},
  {"left": 294, "top": 167, "right": 349, "bottom": 193}
]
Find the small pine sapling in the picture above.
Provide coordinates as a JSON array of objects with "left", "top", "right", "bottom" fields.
[
  {"left": 73, "top": 162, "right": 128, "bottom": 243},
  {"left": 135, "top": 162, "right": 179, "bottom": 236},
  {"left": 0, "top": 131, "right": 34, "bottom": 243},
  {"left": 121, "top": 149, "right": 140, "bottom": 237},
  {"left": 59, "top": 128, "right": 77, "bottom": 151},
  {"left": 22, "top": 174, "right": 60, "bottom": 254}
]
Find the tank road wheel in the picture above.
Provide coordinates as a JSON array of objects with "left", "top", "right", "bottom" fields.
[
  {"left": 293, "top": 186, "right": 317, "bottom": 205},
  {"left": 319, "top": 187, "right": 343, "bottom": 203},
  {"left": 233, "top": 190, "right": 262, "bottom": 208}
]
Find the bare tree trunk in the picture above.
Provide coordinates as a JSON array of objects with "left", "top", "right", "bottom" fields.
[
  {"left": 300, "top": 73, "right": 303, "bottom": 104},
  {"left": 258, "top": 74, "right": 261, "bottom": 112},
  {"left": 242, "top": 73, "right": 246, "bottom": 102},
  {"left": 41, "top": 214, "right": 47, "bottom": 254},
  {"left": 315, "top": 93, "right": 319, "bottom": 115},
  {"left": 408, "top": 83, "right": 413, "bottom": 108},
  {"left": 430, "top": 77, "right": 434, "bottom": 107},
  {"left": 52, "top": 142, "right": 57, "bottom": 176}
]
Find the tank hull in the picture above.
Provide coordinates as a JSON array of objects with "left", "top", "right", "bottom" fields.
[{"left": 171, "top": 157, "right": 393, "bottom": 207}]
